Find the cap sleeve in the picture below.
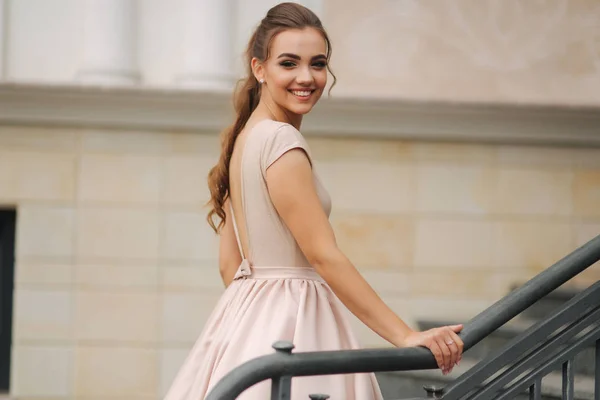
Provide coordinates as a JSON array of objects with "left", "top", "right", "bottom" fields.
[{"left": 260, "top": 123, "right": 312, "bottom": 173}]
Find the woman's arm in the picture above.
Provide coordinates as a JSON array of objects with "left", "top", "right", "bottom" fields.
[
  {"left": 266, "top": 148, "right": 463, "bottom": 374},
  {"left": 218, "top": 199, "right": 243, "bottom": 287}
]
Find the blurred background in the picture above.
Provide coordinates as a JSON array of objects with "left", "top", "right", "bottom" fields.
[{"left": 0, "top": 0, "right": 599, "bottom": 399}]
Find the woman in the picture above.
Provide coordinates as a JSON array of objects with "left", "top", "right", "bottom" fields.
[{"left": 164, "top": 3, "right": 463, "bottom": 399}]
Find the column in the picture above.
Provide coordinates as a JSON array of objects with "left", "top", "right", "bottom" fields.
[
  {"left": 0, "top": 0, "right": 4, "bottom": 79},
  {"left": 174, "top": 0, "right": 234, "bottom": 90},
  {"left": 76, "top": 0, "right": 140, "bottom": 85}
]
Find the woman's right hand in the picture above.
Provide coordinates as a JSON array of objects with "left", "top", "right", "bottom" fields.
[{"left": 398, "top": 324, "right": 464, "bottom": 375}]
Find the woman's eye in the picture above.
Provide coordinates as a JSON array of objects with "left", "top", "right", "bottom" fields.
[
  {"left": 280, "top": 61, "right": 296, "bottom": 68},
  {"left": 313, "top": 62, "right": 327, "bottom": 69}
]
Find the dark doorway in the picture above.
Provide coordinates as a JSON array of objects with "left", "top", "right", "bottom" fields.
[{"left": 0, "top": 210, "right": 15, "bottom": 391}]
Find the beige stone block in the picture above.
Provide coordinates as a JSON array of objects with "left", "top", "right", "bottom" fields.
[
  {"left": 496, "top": 168, "right": 573, "bottom": 215},
  {"left": 317, "top": 161, "right": 414, "bottom": 213},
  {"left": 573, "top": 170, "right": 600, "bottom": 217},
  {"left": 75, "top": 346, "right": 158, "bottom": 397},
  {"left": 82, "top": 129, "right": 169, "bottom": 154},
  {"left": 168, "top": 131, "right": 220, "bottom": 155},
  {"left": 410, "top": 270, "right": 524, "bottom": 300},
  {"left": 0, "top": 126, "right": 78, "bottom": 151},
  {"left": 414, "top": 219, "right": 494, "bottom": 269},
  {"left": 77, "top": 208, "right": 160, "bottom": 259},
  {"left": 79, "top": 154, "right": 162, "bottom": 203},
  {"left": 410, "top": 298, "right": 496, "bottom": 322},
  {"left": 161, "top": 265, "right": 222, "bottom": 291},
  {"left": 497, "top": 145, "right": 575, "bottom": 168},
  {"left": 575, "top": 222, "right": 600, "bottom": 247},
  {"left": 413, "top": 142, "right": 496, "bottom": 164},
  {"left": 571, "top": 222, "right": 600, "bottom": 285},
  {"left": 14, "top": 289, "right": 73, "bottom": 340},
  {"left": 573, "top": 148, "right": 600, "bottom": 168},
  {"left": 331, "top": 213, "right": 415, "bottom": 269},
  {"left": 76, "top": 263, "right": 159, "bottom": 289},
  {"left": 361, "top": 270, "right": 410, "bottom": 295},
  {"left": 15, "top": 261, "right": 73, "bottom": 286},
  {"left": 160, "top": 348, "right": 189, "bottom": 397},
  {"left": 75, "top": 291, "right": 159, "bottom": 343},
  {"left": 12, "top": 345, "right": 72, "bottom": 397},
  {"left": 416, "top": 164, "right": 495, "bottom": 214},
  {"left": 494, "top": 221, "right": 573, "bottom": 272},
  {"left": 16, "top": 206, "right": 74, "bottom": 258},
  {"left": 307, "top": 136, "right": 413, "bottom": 163},
  {"left": 0, "top": 151, "right": 75, "bottom": 201},
  {"left": 161, "top": 292, "right": 220, "bottom": 344},
  {"left": 162, "top": 212, "right": 219, "bottom": 261},
  {"left": 163, "top": 156, "right": 213, "bottom": 205}
]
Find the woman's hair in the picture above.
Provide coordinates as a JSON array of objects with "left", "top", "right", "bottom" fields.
[{"left": 206, "top": 2, "right": 336, "bottom": 233}]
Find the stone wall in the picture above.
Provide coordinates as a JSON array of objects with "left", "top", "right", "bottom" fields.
[
  {"left": 323, "top": 0, "right": 600, "bottom": 106},
  {"left": 1, "top": 126, "right": 598, "bottom": 399}
]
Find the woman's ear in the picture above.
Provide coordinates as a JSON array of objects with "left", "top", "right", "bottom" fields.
[{"left": 251, "top": 57, "right": 264, "bottom": 83}]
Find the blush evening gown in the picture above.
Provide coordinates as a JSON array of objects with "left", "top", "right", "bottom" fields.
[{"left": 164, "top": 119, "right": 383, "bottom": 400}]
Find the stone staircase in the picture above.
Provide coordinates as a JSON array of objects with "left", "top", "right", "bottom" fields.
[{"left": 376, "top": 284, "right": 596, "bottom": 399}]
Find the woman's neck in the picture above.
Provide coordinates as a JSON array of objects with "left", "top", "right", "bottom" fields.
[{"left": 255, "top": 100, "right": 302, "bottom": 130}]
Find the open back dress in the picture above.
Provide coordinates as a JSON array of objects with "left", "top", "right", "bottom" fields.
[{"left": 164, "top": 119, "right": 383, "bottom": 400}]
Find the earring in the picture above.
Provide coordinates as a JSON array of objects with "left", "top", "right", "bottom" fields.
[{"left": 259, "top": 79, "right": 264, "bottom": 84}]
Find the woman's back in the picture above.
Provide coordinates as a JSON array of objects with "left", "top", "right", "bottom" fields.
[{"left": 228, "top": 119, "right": 331, "bottom": 269}]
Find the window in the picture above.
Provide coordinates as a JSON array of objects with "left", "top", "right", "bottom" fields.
[{"left": 0, "top": 209, "right": 15, "bottom": 391}]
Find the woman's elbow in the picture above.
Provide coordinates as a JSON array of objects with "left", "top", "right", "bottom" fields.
[{"left": 307, "top": 245, "right": 345, "bottom": 274}]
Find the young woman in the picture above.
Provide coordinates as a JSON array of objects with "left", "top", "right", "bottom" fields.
[{"left": 164, "top": 3, "right": 463, "bottom": 399}]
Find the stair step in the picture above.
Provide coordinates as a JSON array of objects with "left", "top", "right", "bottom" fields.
[{"left": 378, "top": 358, "right": 595, "bottom": 400}]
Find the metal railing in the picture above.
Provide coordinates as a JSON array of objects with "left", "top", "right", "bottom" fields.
[
  {"left": 205, "top": 234, "right": 600, "bottom": 400},
  {"left": 442, "top": 281, "right": 600, "bottom": 400}
]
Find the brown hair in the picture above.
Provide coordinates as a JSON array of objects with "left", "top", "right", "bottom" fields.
[{"left": 206, "top": 2, "right": 336, "bottom": 233}]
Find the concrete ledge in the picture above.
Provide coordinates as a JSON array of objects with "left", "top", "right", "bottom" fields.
[{"left": 1, "top": 82, "right": 600, "bottom": 146}]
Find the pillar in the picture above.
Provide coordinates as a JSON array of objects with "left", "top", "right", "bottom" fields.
[
  {"left": 174, "top": 0, "right": 234, "bottom": 90},
  {"left": 76, "top": 0, "right": 140, "bottom": 85}
]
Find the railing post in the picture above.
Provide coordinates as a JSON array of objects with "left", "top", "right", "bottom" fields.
[
  {"left": 594, "top": 340, "right": 600, "bottom": 400},
  {"left": 271, "top": 341, "right": 295, "bottom": 400},
  {"left": 562, "top": 359, "right": 574, "bottom": 400},
  {"left": 528, "top": 378, "right": 542, "bottom": 400},
  {"left": 423, "top": 384, "right": 444, "bottom": 398}
]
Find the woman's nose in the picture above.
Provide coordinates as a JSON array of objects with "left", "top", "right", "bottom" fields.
[{"left": 296, "top": 67, "right": 314, "bottom": 84}]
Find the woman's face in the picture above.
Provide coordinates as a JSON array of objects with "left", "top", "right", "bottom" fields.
[{"left": 255, "top": 27, "right": 328, "bottom": 120}]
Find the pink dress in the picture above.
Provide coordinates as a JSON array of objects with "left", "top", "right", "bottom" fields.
[{"left": 164, "top": 119, "right": 383, "bottom": 400}]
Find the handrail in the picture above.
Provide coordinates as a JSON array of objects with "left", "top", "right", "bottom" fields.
[
  {"left": 205, "top": 234, "right": 600, "bottom": 400},
  {"left": 443, "top": 282, "right": 600, "bottom": 399}
]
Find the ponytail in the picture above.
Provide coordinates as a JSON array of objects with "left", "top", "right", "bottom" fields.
[{"left": 206, "top": 73, "right": 260, "bottom": 233}]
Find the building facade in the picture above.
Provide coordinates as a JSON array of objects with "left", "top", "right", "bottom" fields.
[{"left": 0, "top": 0, "right": 599, "bottom": 399}]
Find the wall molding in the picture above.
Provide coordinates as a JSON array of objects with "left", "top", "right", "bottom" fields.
[{"left": 1, "top": 82, "right": 599, "bottom": 146}]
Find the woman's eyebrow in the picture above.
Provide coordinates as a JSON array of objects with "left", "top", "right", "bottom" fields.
[{"left": 277, "top": 53, "right": 327, "bottom": 61}]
